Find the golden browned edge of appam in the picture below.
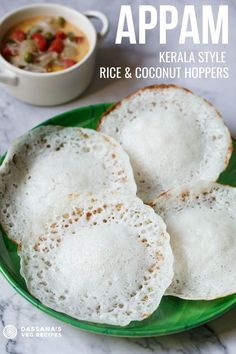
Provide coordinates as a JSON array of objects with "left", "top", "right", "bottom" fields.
[
  {"left": 150, "top": 181, "right": 235, "bottom": 213},
  {"left": 97, "top": 83, "right": 233, "bottom": 201},
  {"left": 96, "top": 84, "right": 192, "bottom": 131},
  {"left": 167, "top": 289, "right": 236, "bottom": 301}
]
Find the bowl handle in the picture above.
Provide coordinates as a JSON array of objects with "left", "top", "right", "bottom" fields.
[
  {"left": 83, "top": 11, "right": 109, "bottom": 40},
  {"left": 0, "top": 68, "right": 18, "bottom": 85}
]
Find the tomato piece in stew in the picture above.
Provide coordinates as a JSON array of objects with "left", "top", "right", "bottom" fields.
[{"left": 1, "top": 16, "right": 89, "bottom": 73}]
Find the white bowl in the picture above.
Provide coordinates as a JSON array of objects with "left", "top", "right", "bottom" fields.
[{"left": 0, "top": 3, "right": 109, "bottom": 106}]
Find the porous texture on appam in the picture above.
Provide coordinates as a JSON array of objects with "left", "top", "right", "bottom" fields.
[
  {"left": 98, "top": 85, "right": 232, "bottom": 203},
  {"left": 0, "top": 125, "right": 136, "bottom": 243},
  {"left": 153, "top": 181, "right": 236, "bottom": 300},
  {"left": 19, "top": 192, "right": 173, "bottom": 326}
]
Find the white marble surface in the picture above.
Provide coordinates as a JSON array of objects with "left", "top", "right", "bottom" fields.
[{"left": 0, "top": 0, "right": 236, "bottom": 353}]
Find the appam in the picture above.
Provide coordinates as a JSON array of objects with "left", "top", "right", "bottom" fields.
[
  {"left": 152, "top": 181, "right": 236, "bottom": 300},
  {"left": 19, "top": 192, "right": 173, "bottom": 326},
  {"left": 98, "top": 85, "right": 232, "bottom": 203},
  {"left": 0, "top": 125, "right": 136, "bottom": 243}
]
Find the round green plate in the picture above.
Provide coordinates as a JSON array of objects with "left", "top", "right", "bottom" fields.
[{"left": 0, "top": 103, "right": 236, "bottom": 337}]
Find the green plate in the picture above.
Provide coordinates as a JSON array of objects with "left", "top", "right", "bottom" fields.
[{"left": 0, "top": 103, "right": 236, "bottom": 337}]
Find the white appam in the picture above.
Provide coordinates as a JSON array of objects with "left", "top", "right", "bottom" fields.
[
  {"left": 19, "top": 192, "right": 173, "bottom": 326},
  {"left": 0, "top": 125, "right": 136, "bottom": 243},
  {"left": 152, "top": 181, "right": 236, "bottom": 300},
  {"left": 98, "top": 85, "right": 232, "bottom": 203}
]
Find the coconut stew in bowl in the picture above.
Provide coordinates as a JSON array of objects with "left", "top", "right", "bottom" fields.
[{"left": 1, "top": 16, "right": 89, "bottom": 73}]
